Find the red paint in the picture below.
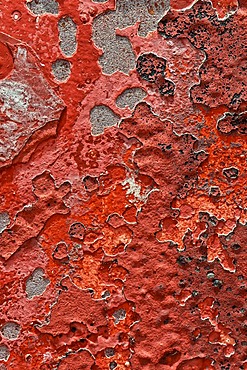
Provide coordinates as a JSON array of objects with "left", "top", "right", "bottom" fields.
[
  {"left": 0, "top": 42, "right": 13, "bottom": 80},
  {"left": 0, "top": 0, "right": 246, "bottom": 369}
]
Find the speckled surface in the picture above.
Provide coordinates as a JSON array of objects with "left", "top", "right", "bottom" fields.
[{"left": 0, "top": 0, "right": 246, "bottom": 369}]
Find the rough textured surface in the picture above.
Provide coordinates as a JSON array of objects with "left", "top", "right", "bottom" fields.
[
  {"left": 116, "top": 88, "right": 147, "bottom": 110},
  {"left": 1, "top": 323, "right": 21, "bottom": 340},
  {"left": 58, "top": 16, "right": 77, "bottom": 57},
  {"left": 26, "top": 0, "right": 59, "bottom": 15},
  {"left": 52, "top": 59, "right": 71, "bottom": 82},
  {"left": 26, "top": 268, "right": 50, "bottom": 299},
  {"left": 90, "top": 105, "right": 120, "bottom": 135},
  {"left": 0, "top": 0, "right": 246, "bottom": 369}
]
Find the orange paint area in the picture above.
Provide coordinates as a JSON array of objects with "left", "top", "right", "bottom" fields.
[{"left": 0, "top": 0, "right": 246, "bottom": 369}]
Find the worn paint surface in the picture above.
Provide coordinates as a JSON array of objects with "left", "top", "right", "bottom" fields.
[{"left": 0, "top": 0, "right": 246, "bottom": 369}]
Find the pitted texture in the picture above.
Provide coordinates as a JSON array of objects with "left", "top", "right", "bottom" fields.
[
  {"left": 0, "top": 0, "right": 246, "bottom": 369},
  {"left": 1, "top": 322, "right": 21, "bottom": 340},
  {"left": 158, "top": 0, "right": 246, "bottom": 108}
]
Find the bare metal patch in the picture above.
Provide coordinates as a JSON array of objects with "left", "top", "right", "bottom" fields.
[
  {"left": 26, "top": 268, "right": 50, "bottom": 299},
  {"left": 0, "top": 346, "right": 9, "bottom": 362},
  {"left": 92, "top": 0, "right": 169, "bottom": 74},
  {"left": 26, "top": 0, "right": 59, "bottom": 15},
  {"left": 0, "top": 212, "right": 10, "bottom": 234},
  {"left": 116, "top": 87, "right": 147, "bottom": 109},
  {"left": 90, "top": 105, "right": 120, "bottom": 135},
  {"left": 52, "top": 59, "right": 71, "bottom": 82},
  {"left": 1, "top": 322, "right": 21, "bottom": 340},
  {"left": 58, "top": 16, "right": 77, "bottom": 57}
]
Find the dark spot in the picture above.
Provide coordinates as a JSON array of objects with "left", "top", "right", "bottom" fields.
[
  {"left": 177, "top": 255, "right": 192, "bottom": 266},
  {"left": 136, "top": 53, "right": 166, "bottom": 83},
  {"left": 222, "top": 167, "right": 239, "bottom": 179},
  {"left": 105, "top": 348, "right": 115, "bottom": 358},
  {"left": 231, "top": 243, "right": 241, "bottom": 250},
  {"left": 159, "top": 79, "right": 175, "bottom": 96},
  {"left": 209, "top": 186, "right": 220, "bottom": 197},
  {"left": 69, "top": 222, "right": 85, "bottom": 240},
  {"left": 88, "top": 288, "right": 95, "bottom": 296},
  {"left": 192, "top": 290, "right": 199, "bottom": 297},
  {"left": 109, "top": 361, "right": 117, "bottom": 369},
  {"left": 163, "top": 317, "right": 170, "bottom": 325},
  {"left": 159, "top": 349, "right": 181, "bottom": 365},
  {"left": 213, "top": 279, "right": 223, "bottom": 289}
]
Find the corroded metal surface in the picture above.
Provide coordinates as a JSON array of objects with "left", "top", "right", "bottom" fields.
[{"left": 0, "top": 0, "right": 246, "bottom": 369}]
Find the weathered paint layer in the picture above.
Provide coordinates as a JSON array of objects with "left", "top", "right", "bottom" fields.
[{"left": 0, "top": 0, "right": 246, "bottom": 369}]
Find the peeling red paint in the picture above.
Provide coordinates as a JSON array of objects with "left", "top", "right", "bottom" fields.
[{"left": 0, "top": 0, "right": 246, "bottom": 369}]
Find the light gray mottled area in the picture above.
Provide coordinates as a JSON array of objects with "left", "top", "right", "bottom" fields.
[
  {"left": 52, "top": 59, "right": 71, "bottom": 81},
  {"left": 90, "top": 105, "right": 120, "bottom": 135},
  {"left": 113, "top": 308, "right": 126, "bottom": 324},
  {"left": 0, "top": 45, "right": 64, "bottom": 165},
  {"left": 99, "top": 35, "right": 135, "bottom": 75},
  {"left": 58, "top": 16, "right": 77, "bottom": 57},
  {"left": 0, "top": 346, "right": 9, "bottom": 362},
  {"left": 26, "top": 0, "right": 59, "bottom": 15},
  {"left": 116, "top": 87, "right": 147, "bottom": 109},
  {"left": 0, "top": 213, "right": 10, "bottom": 234},
  {"left": 26, "top": 268, "right": 50, "bottom": 299},
  {"left": 92, "top": 0, "right": 169, "bottom": 75},
  {"left": 1, "top": 323, "right": 21, "bottom": 340}
]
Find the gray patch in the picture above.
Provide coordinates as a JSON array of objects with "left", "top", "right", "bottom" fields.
[
  {"left": 113, "top": 308, "right": 126, "bottom": 324},
  {"left": 110, "top": 361, "right": 117, "bottom": 370},
  {"left": 92, "top": 0, "right": 169, "bottom": 74},
  {"left": 58, "top": 16, "right": 77, "bottom": 57},
  {"left": 26, "top": 268, "right": 50, "bottom": 299},
  {"left": 0, "top": 346, "right": 9, "bottom": 362},
  {"left": 1, "top": 322, "right": 21, "bottom": 340},
  {"left": 0, "top": 212, "right": 10, "bottom": 234},
  {"left": 93, "top": 0, "right": 108, "bottom": 2},
  {"left": 52, "top": 59, "right": 71, "bottom": 81},
  {"left": 100, "top": 36, "right": 136, "bottom": 75},
  {"left": 27, "top": 0, "right": 59, "bottom": 15},
  {"left": 105, "top": 348, "right": 115, "bottom": 358},
  {"left": 90, "top": 105, "right": 120, "bottom": 135},
  {"left": 116, "top": 87, "right": 147, "bottom": 109},
  {"left": 92, "top": 14, "right": 135, "bottom": 75}
]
